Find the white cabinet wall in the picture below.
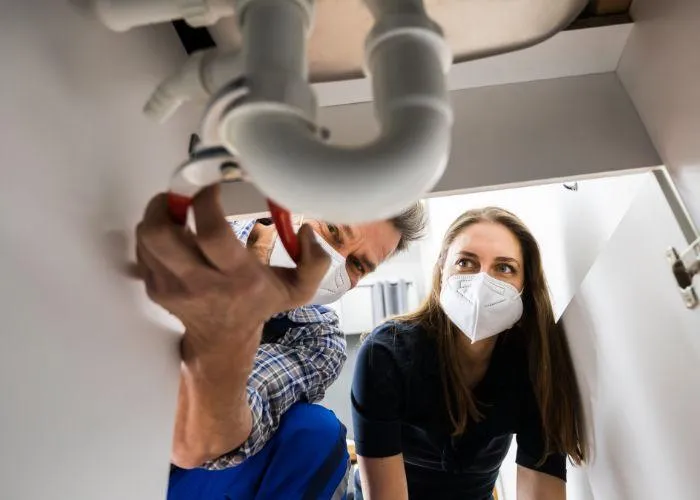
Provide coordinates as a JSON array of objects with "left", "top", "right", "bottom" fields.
[{"left": 0, "top": 2, "right": 195, "bottom": 498}]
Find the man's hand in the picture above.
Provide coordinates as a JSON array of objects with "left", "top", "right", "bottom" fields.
[
  {"left": 136, "top": 186, "right": 330, "bottom": 468},
  {"left": 136, "top": 185, "right": 330, "bottom": 349}
]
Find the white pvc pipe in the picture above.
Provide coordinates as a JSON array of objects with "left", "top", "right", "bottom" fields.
[
  {"left": 144, "top": 50, "right": 244, "bottom": 123},
  {"left": 221, "top": 0, "right": 452, "bottom": 223},
  {"left": 225, "top": 105, "right": 451, "bottom": 223},
  {"left": 144, "top": 52, "right": 209, "bottom": 123},
  {"left": 236, "top": 0, "right": 315, "bottom": 117}
]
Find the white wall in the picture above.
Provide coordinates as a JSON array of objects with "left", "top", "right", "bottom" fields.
[
  {"left": 617, "top": 0, "right": 700, "bottom": 226},
  {"left": 221, "top": 73, "right": 661, "bottom": 217},
  {"left": 0, "top": 2, "right": 194, "bottom": 498}
]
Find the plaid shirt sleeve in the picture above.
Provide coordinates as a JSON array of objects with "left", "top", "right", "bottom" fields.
[
  {"left": 200, "top": 220, "right": 348, "bottom": 470},
  {"left": 201, "top": 306, "right": 347, "bottom": 470}
]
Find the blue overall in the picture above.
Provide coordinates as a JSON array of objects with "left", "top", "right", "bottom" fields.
[{"left": 167, "top": 317, "right": 350, "bottom": 500}]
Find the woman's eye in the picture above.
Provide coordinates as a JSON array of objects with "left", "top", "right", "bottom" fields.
[
  {"left": 456, "top": 258, "right": 477, "bottom": 270},
  {"left": 496, "top": 263, "right": 516, "bottom": 274}
]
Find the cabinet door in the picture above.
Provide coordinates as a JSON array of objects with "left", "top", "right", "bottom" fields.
[{"left": 562, "top": 174, "right": 700, "bottom": 500}]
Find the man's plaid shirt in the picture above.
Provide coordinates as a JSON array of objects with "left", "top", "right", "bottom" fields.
[{"left": 201, "top": 220, "right": 347, "bottom": 469}]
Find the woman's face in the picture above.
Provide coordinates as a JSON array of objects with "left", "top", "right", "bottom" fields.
[{"left": 442, "top": 222, "right": 525, "bottom": 291}]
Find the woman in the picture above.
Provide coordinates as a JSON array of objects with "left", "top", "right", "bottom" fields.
[{"left": 351, "top": 208, "right": 587, "bottom": 500}]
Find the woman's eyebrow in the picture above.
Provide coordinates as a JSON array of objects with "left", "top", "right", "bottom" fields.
[
  {"left": 456, "top": 251, "right": 479, "bottom": 259},
  {"left": 494, "top": 256, "right": 521, "bottom": 267},
  {"left": 457, "top": 252, "right": 521, "bottom": 266}
]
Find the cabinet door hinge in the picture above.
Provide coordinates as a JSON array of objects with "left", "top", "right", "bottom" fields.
[{"left": 667, "top": 237, "right": 700, "bottom": 309}]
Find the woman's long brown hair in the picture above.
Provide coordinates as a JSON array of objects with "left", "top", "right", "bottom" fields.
[{"left": 395, "top": 207, "right": 588, "bottom": 464}]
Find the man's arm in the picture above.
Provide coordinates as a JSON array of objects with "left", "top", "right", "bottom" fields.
[
  {"left": 135, "top": 187, "right": 330, "bottom": 470},
  {"left": 201, "top": 307, "right": 347, "bottom": 468},
  {"left": 173, "top": 219, "right": 346, "bottom": 469},
  {"left": 171, "top": 328, "right": 259, "bottom": 468}
]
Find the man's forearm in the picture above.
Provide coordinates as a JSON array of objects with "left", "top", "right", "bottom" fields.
[{"left": 172, "top": 325, "right": 262, "bottom": 469}]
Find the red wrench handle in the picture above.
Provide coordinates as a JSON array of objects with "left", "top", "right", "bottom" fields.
[
  {"left": 168, "top": 192, "right": 300, "bottom": 263},
  {"left": 167, "top": 192, "right": 191, "bottom": 226},
  {"left": 268, "top": 199, "right": 300, "bottom": 263}
]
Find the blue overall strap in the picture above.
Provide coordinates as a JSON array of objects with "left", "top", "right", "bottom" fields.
[{"left": 168, "top": 403, "right": 350, "bottom": 500}]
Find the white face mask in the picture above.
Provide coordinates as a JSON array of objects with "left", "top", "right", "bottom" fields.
[
  {"left": 269, "top": 229, "right": 351, "bottom": 305},
  {"left": 439, "top": 272, "right": 523, "bottom": 343}
]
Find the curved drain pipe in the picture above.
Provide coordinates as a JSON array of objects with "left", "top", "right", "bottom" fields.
[{"left": 221, "top": 0, "right": 453, "bottom": 223}]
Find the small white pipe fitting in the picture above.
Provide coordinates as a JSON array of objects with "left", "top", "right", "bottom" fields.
[
  {"left": 93, "top": 0, "right": 234, "bottom": 31},
  {"left": 221, "top": 0, "right": 453, "bottom": 223},
  {"left": 144, "top": 49, "right": 244, "bottom": 123}
]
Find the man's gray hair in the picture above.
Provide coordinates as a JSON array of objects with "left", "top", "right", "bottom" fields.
[{"left": 389, "top": 202, "right": 427, "bottom": 253}]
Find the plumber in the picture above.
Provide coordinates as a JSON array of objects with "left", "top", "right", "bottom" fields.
[{"left": 135, "top": 185, "right": 426, "bottom": 498}]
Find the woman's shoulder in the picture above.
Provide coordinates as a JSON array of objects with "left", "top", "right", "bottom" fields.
[{"left": 357, "top": 320, "right": 438, "bottom": 382}]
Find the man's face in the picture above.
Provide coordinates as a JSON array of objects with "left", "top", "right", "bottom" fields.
[{"left": 304, "top": 220, "right": 401, "bottom": 288}]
